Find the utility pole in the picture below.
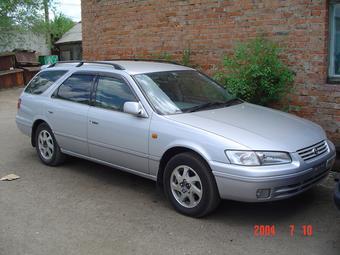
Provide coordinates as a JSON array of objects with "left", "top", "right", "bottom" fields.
[{"left": 43, "top": 0, "right": 51, "bottom": 52}]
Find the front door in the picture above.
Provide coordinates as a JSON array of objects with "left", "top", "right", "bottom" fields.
[{"left": 87, "top": 75, "right": 150, "bottom": 174}]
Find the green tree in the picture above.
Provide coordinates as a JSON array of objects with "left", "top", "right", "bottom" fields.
[
  {"left": 0, "top": 0, "right": 75, "bottom": 53},
  {"left": 49, "top": 13, "right": 75, "bottom": 44},
  {"left": 33, "top": 13, "right": 75, "bottom": 47},
  {"left": 0, "top": 0, "right": 44, "bottom": 29}
]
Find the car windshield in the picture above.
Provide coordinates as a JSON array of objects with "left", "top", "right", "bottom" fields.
[{"left": 134, "top": 70, "right": 240, "bottom": 115}]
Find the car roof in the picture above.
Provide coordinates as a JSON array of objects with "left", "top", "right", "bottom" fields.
[
  {"left": 106, "top": 61, "right": 194, "bottom": 75},
  {"left": 42, "top": 60, "right": 194, "bottom": 75}
]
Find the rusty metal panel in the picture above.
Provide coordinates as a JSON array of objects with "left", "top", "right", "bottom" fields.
[
  {"left": 14, "top": 50, "right": 40, "bottom": 66},
  {"left": 22, "top": 66, "right": 40, "bottom": 84},
  {"left": 0, "top": 53, "right": 16, "bottom": 71},
  {"left": 0, "top": 69, "right": 24, "bottom": 89}
]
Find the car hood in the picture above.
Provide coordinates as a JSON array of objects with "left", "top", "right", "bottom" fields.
[{"left": 165, "top": 103, "right": 326, "bottom": 152}]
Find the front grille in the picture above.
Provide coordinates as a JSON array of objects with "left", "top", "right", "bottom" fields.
[
  {"left": 272, "top": 167, "right": 329, "bottom": 199},
  {"left": 297, "top": 140, "right": 328, "bottom": 162}
]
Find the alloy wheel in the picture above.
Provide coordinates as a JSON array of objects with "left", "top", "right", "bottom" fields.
[
  {"left": 170, "top": 165, "right": 203, "bottom": 208},
  {"left": 38, "top": 130, "right": 54, "bottom": 161}
]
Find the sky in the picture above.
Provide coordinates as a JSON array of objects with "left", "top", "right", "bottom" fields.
[{"left": 52, "top": 0, "right": 81, "bottom": 22}]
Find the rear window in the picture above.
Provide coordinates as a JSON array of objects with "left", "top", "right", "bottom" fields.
[{"left": 25, "top": 70, "right": 67, "bottom": 95}]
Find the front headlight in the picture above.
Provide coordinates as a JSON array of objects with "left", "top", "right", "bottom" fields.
[
  {"left": 256, "top": 151, "right": 291, "bottom": 165},
  {"left": 225, "top": 150, "right": 291, "bottom": 166}
]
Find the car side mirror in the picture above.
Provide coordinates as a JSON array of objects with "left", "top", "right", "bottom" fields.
[{"left": 123, "top": 102, "right": 147, "bottom": 117}]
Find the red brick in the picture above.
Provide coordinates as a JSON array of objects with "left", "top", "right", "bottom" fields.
[{"left": 81, "top": 0, "right": 339, "bottom": 145}]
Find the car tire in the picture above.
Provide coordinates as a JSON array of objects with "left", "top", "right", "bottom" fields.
[
  {"left": 163, "top": 152, "right": 220, "bottom": 217},
  {"left": 35, "top": 123, "right": 65, "bottom": 166}
]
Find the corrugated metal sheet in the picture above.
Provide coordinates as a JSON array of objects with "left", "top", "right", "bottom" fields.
[{"left": 55, "top": 22, "right": 82, "bottom": 45}]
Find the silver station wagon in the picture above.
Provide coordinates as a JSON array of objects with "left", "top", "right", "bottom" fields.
[{"left": 16, "top": 60, "right": 336, "bottom": 217}]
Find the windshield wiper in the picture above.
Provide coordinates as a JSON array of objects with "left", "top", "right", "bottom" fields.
[
  {"left": 184, "top": 98, "right": 241, "bottom": 113},
  {"left": 222, "top": 97, "right": 242, "bottom": 106}
]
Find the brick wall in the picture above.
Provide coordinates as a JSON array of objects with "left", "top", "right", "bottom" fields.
[{"left": 82, "top": 0, "right": 340, "bottom": 145}]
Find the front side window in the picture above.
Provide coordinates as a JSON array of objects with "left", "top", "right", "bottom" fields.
[
  {"left": 56, "top": 74, "right": 94, "bottom": 105},
  {"left": 329, "top": 2, "right": 340, "bottom": 78},
  {"left": 25, "top": 70, "right": 67, "bottom": 94},
  {"left": 134, "top": 71, "right": 238, "bottom": 114},
  {"left": 95, "top": 76, "right": 136, "bottom": 111}
]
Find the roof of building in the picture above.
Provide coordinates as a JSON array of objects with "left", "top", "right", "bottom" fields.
[{"left": 55, "top": 22, "right": 82, "bottom": 45}]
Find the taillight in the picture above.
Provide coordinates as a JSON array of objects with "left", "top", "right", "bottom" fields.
[{"left": 17, "top": 98, "right": 21, "bottom": 110}]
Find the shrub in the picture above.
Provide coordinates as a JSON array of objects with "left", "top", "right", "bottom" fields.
[
  {"left": 215, "top": 37, "right": 294, "bottom": 106},
  {"left": 156, "top": 48, "right": 193, "bottom": 67},
  {"left": 182, "top": 48, "right": 191, "bottom": 67}
]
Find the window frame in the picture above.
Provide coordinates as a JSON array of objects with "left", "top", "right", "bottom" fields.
[
  {"left": 92, "top": 73, "right": 139, "bottom": 113},
  {"left": 53, "top": 72, "right": 97, "bottom": 105},
  {"left": 328, "top": 1, "right": 340, "bottom": 82},
  {"left": 52, "top": 70, "right": 146, "bottom": 115}
]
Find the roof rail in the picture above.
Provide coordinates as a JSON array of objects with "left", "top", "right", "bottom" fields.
[
  {"left": 107, "top": 58, "right": 182, "bottom": 66},
  {"left": 48, "top": 60, "right": 80, "bottom": 68},
  {"left": 48, "top": 61, "right": 125, "bottom": 70}
]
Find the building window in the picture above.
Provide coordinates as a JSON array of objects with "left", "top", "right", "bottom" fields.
[{"left": 329, "top": 2, "right": 340, "bottom": 80}]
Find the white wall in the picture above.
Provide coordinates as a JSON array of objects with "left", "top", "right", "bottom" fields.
[{"left": 0, "top": 30, "right": 50, "bottom": 56}]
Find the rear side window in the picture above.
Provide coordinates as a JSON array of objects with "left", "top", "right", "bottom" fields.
[
  {"left": 56, "top": 74, "right": 95, "bottom": 105},
  {"left": 95, "top": 76, "right": 136, "bottom": 111},
  {"left": 25, "top": 70, "right": 67, "bottom": 95}
]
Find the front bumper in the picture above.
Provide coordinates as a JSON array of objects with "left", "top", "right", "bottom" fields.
[
  {"left": 335, "top": 182, "right": 340, "bottom": 210},
  {"left": 210, "top": 140, "right": 336, "bottom": 202}
]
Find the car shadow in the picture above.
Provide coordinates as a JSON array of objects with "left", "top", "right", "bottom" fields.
[
  {"left": 64, "top": 156, "right": 163, "bottom": 199},
  {"left": 211, "top": 191, "right": 320, "bottom": 222},
  {"left": 63, "top": 156, "right": 331, "bottom": 222}
]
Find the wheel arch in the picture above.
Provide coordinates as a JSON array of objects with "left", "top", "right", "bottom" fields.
[
  {"left": 157, "top": 146, "right": 211, "bottom": 186},
  {"left": 31, "top": 118, "right": 52, "bottom": 147}
]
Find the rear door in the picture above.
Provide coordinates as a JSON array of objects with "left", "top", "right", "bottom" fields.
[
  {"left": 17, "top": 70, "right": 68, "bottom": 131},
  {"left": 47, "top": 72, "right": 95, "bottom": 156},
  {"left": 87, "top": 74, "right": 150, "bottom": 174}
]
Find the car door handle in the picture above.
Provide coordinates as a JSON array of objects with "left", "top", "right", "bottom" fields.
[
  {"left": 47, "top": 110, "right": 53, "bottom": 114},
  {"left": 89, "top": 120, "right": 99, "bottom": 125}
]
